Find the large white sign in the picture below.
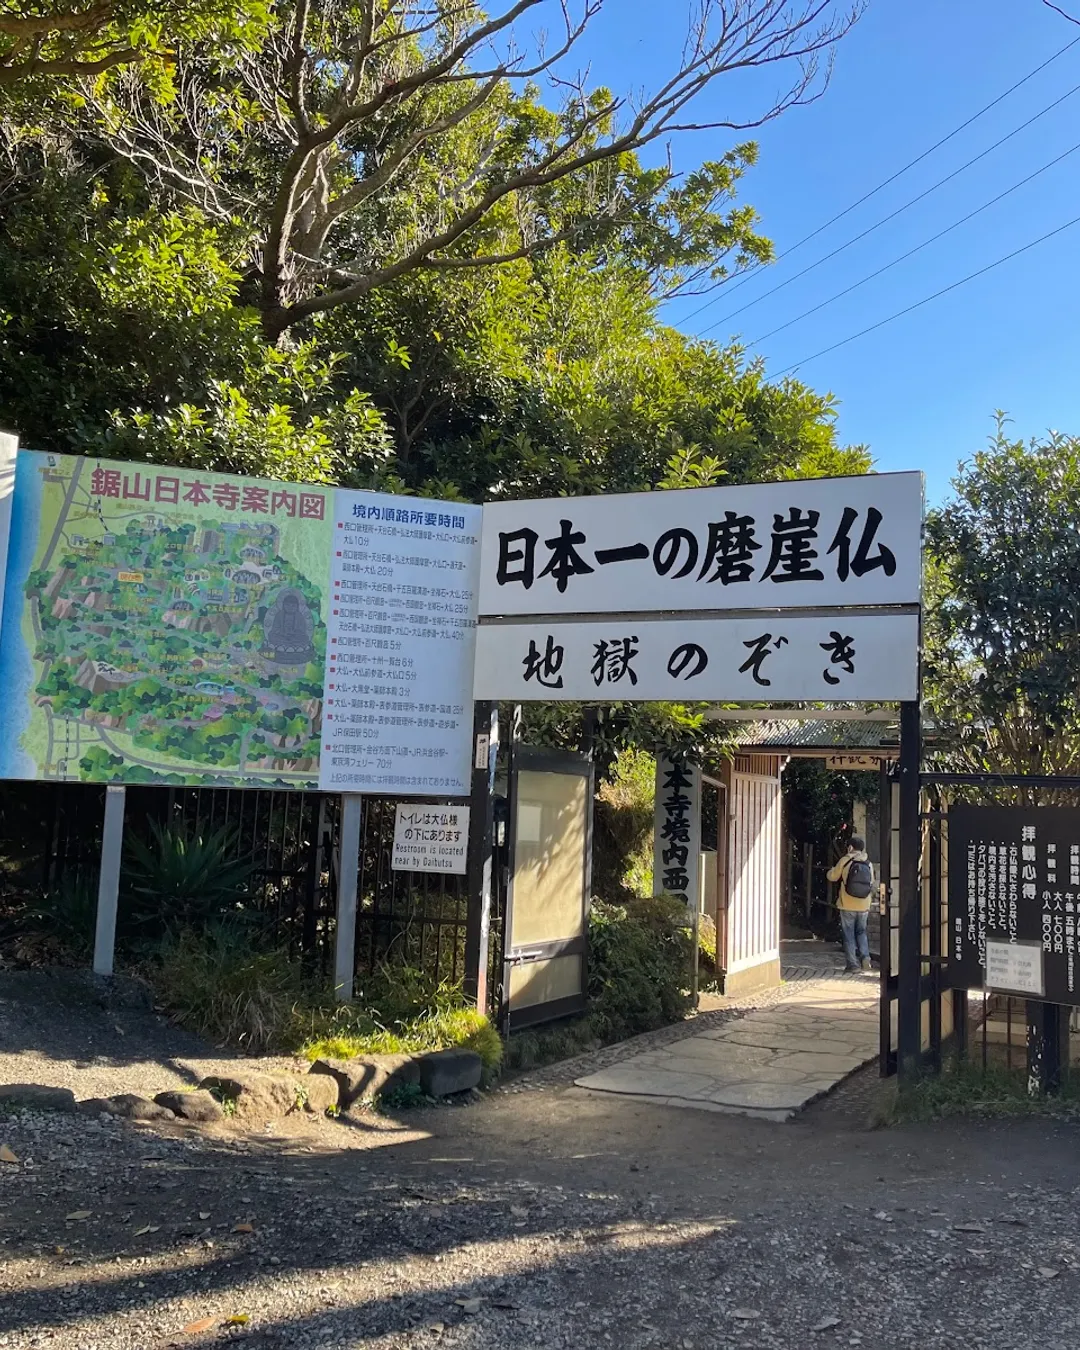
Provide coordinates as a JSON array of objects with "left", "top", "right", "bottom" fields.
[
  {"left": 653, "top": 757, "right": 702, "bottom": 910},
  {"left": 474, "top": 613, "right": 919, "bottom": 703},
  {"left": 319, "top": 491, "right": 480, "bottom": 795},
  {"left": 478, "top": 472, "right": 923, "bottom": 617},
  {"left": 391, "top": 803, "right": 470, "bottom": 874}
]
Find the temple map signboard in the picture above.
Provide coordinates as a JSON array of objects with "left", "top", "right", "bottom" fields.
[{"left": 0, "top": 450, "right": 479, "bottom": 793}]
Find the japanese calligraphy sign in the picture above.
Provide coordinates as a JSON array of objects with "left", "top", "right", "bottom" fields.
[
  {"left": 391, "top": 804, "right": 470, "bottom": 874},
  {"left": 948, "top": 806, "right": 1080, "bottom": 1006},
  {"left": 474, "top": 614, "right": 918, "bottom": 703},
  {"left": 478, "top": 472, "right": 923, "bottom": 616},
  {"left": 0, "top": 449, "right": 480, "bottom": 794},
  {"left": 653, "top": 757, "right": 702, "bottom": 911}
]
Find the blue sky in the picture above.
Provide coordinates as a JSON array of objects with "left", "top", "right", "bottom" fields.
[{"left": 567, "top": 0, "right": 1080, "bottom": 502}]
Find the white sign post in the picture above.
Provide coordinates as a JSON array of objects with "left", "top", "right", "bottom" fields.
[{"left": 391, "top": 803, "right": 471, "bottom": 875}]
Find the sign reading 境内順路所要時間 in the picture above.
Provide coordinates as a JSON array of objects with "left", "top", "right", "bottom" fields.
[{"left": 0, "top": 449, "right": 480, "bottom": 794}]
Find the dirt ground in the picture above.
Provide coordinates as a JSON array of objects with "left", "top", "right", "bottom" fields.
[{"left": 0, "top": 972, "right": 1079, "bottom": 1350}]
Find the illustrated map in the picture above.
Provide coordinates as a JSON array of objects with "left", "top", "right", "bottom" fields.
[{"left": 0, "top": 453, "right": 331, "bottom": 787}]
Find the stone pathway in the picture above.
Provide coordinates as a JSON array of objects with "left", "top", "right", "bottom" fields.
[{"left": 575, "top": 972, "right": 879, "bottom": 1121}]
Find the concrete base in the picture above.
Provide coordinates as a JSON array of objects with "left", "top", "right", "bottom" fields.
[{"left": 718, "top": 957, "right": 781, "bottom": 998}]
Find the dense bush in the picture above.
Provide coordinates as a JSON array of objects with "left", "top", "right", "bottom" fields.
[
  {"left": 588, "top": 894, "right": 693, "bottom": 1042},
  {"left": 592, "top": 749, "right": 656, "bottom": 901}
]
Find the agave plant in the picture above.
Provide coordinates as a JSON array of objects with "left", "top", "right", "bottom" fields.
[{"left": 123, "top": 821, "right": 257, "bottom": 935}]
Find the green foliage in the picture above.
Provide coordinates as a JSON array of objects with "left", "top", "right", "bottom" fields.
[
  {"left": 301, "top": 1004, "right": 503, "bottom": 1083},
  {"left": 593, "top": 748, "right": 656, "bottom": 901},
  {"left": 890, "top": 1060, "right": 1080, "bottom": 1125},
  {"left": 20, "top": 874, "right": 98, "bottom": 962},
  {"left": 697, "top": 912, "right": 719, "bottom": 974},
  {"left": 0, "top": 0, "right": 268, "bottom": 90},
  {"left": 503, "top": 1017, "right": 599, "bottom": 1073},
  {"left": 378, "top": 1081, "right": 428, "bottom": 1112},
  {"left": 925, "top": 417, "right": 1080, "bottom": 777},
  {"left": 122, "top": 820, "right": 255, "bottom": 934},
  {"left": 588, "top": 895, "right": 693, "bottom": 1043},
  {"left": 148, "top": 922, "right": 313, "bottom": 1053}
]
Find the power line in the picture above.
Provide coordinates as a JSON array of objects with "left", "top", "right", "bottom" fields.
[
  {"left": 681, "top": 31, "right": 1080, "bottom": 326},
  {"left": 694, "top": 77, "right": 1080, "bottom": 336},
  {"left": 744, "top": 137, "right": 1080, "bottom": 348},
  {"left": 770, "top": 212, "right": 1080, "bottom": 378}
]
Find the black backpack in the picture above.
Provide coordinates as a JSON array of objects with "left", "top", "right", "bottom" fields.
[{"left": 845, "top": 858, "right": 873, "bottom": 900}]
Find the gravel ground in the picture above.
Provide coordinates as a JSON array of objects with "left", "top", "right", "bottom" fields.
[
  {"left": 1, "top": 1068, "right": 1079, "bottom": 1350},
  {"left": 2, "top": 962, "right": 1077, "bottom": 1350}
]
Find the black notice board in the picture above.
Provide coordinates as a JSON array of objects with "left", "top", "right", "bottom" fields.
[{"left": 948, "top": 805, "right": 1080, "bottom": 1006}]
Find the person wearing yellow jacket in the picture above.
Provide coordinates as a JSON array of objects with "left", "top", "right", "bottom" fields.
[{"left": 827, "top": 835, "right": 874, "bottom": 973}]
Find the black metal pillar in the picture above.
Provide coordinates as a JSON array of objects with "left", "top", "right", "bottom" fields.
[
  {"left": 897, "top": 700, "right": 923, "bottom": 1079},
  {"left": 1026, "top": 1000, "right": 1069, "bottom": 1096},
  {"left": 878, "top": 760, "right": 895, "bottom": 1077},
  {"left": 464, "top": 701, "right": 498, "bottom": 1012}
]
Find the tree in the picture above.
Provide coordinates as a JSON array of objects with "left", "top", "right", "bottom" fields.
[
  {"left": 81, "top": 0, "right": 861, "bottom": 340},
  {"left": 925, "top": 417, "right": 1080, "bottom": 777},
  {"left": 0, "top": 0, "right": 265, "bottom": 88}
]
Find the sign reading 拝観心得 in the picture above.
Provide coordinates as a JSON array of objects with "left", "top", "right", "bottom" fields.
[
  {"left": 949, "top": 805, "right": 1080, "bottom": 1007},
  {"left": 474, "top": 473, "right": 923, "bottom": 703},
  {"left": 0, "top": 449, "right": 480, "bottom": 794}
]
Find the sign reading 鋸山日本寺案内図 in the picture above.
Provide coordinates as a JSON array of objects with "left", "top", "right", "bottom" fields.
[
  {"left": 0, "top": 449, "right": 480, "bottom": 793},
  {"left": 948, "top": 805, "right": 1080, "bottom": 1007},
  {"left": 478, "top": 473, "right": 923, "bottom": 615},
  {"left": 391, "top": 803, "right": 470, "bottom": 874}
]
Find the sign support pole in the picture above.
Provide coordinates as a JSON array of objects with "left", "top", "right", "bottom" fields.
[
  {"left": 464, "top": 701, "right": 498, "bottom": 1011},
  {"left": 1027, "top": 999, "right": 1068, "bottom": 1096},
  {"left": 334, "top": 794, "right": 362, "bottom": 1002},
  {"left": 92, "top": 785, "right": 126, "bottom": 977},
  {"left": 897, "top": 700, "right": 922, "bottom": 1079}
]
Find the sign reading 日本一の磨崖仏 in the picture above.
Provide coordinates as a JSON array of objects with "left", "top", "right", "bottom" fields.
[{"left": 474, "top": 472, "right": 923, "bottom": 703}]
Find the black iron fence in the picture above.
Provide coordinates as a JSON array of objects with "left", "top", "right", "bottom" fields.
[{"left": 0, "top": 781, "right": 504, "bottom": 1009}]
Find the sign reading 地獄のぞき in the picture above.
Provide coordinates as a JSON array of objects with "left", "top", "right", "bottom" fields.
[
  {"left": 391, "top": 804, "right": 470, "bottom": 874},
  {"left": 474, "top": 473, "right": 922, "bottom": 703},
  {"left": 0, "top": 450, "right": 479, "bottom": 793}
]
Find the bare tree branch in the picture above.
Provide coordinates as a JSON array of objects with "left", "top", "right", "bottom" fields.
[{"left": 79, "top": 0, "right": 864, "bottom": 339}]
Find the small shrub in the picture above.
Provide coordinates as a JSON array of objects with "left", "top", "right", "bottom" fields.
[
  {"left": 891, "top": 1061, "right": 1080, "bottom": 1124},
  {"left": 588, "top": 894, "right": 692, "bottom": 1043},
  {"left": 20, "top": 875, "right": 98, "bottom": 963},
  {"left": 378, "top": 1081, "right": 428, "bottom": 1112},
  {"left": 697, "top": 912, "right": 718, "bottom": 973},
  {"left": 146, "top": 922, "right": 314, "bottom": 1053},
  {"left": 123, "top": 821, "right": 257, "bottom": 937}
]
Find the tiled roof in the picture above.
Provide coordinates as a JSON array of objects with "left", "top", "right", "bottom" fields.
[{"left": 731, "top": 719, "right": 899, "bottom": 751}]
